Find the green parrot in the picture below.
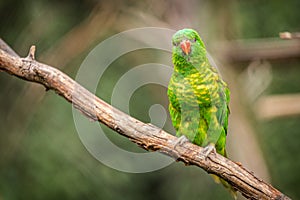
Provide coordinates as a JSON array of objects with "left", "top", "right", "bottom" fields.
[{"left": 167, "top": 28, "right": 236, "bottom": 197}]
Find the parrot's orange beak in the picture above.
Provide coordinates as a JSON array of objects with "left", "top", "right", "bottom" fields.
[{"left": 180, "top": 40, "right": 191, "bottom": 55}]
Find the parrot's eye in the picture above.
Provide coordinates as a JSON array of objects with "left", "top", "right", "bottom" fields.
[
  {"left": 172, "top": 41, "right": 179, "bottom": 46},
  {"left": 193, "top": 38, "right": 197, "bottom": 42}
]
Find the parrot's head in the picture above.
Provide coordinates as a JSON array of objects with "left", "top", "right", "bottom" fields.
[{"left": 172, "top": 29, "right": 207, "bottom": 70}]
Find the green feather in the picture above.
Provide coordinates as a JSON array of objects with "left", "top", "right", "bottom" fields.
[{"left": 168, "top": 28, "right": 236, "bottom": 198}]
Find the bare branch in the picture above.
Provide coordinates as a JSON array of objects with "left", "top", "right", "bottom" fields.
[
  {"left": 0, "top": 40, "right": 291, "bottom": 200},
  {"left": 256, "top": 94, "right": 300, "bottom": 120},
  {"left": 280, "top": 32, "right": 300, "bottom": 40},
  {"left": 216, "top": 39, "right": 300, "bottom": 62}
]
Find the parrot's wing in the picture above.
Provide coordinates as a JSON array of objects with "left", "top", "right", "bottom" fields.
[
  {"left": 207, "top": 57, "right": 230, "bottom": 134},
  {"left": 216, "top": 85, "right": 230, "bottom": 136},
  {"left": 167, "top": 81, "right": 181, "bottom": 132},
  {"left": 169, "top": 103, "right": 181, "bottom": 132},
  {"left": 224, "top": 86, "right": 230, "bottom": 134}
]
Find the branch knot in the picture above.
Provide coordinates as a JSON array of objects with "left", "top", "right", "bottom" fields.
[{"left": 27, "top": 45, "right": 36, "bottom": 60}]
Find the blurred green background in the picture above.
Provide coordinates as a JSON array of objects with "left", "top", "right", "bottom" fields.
[{"left": 1, "top": 0, "right": 300, "bottom": 199}]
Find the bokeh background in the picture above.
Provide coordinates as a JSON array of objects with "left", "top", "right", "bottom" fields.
[{"left": 1, "top": 0, "right": 300, "bottom": 199}]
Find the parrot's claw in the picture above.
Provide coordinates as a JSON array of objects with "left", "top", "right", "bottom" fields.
[
  {"left": 202, "top": 143, "right": 216, "bottom": 159},
  {"left": 173, "top": 135, "right": 189, "bottom": 149}
]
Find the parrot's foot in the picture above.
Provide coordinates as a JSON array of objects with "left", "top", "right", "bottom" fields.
[
  {"left": 173, "top": 135, "right": 189, "bottom": 149},
  {"left": 202, "top": 143, "right": 216, "bottom": 159}
]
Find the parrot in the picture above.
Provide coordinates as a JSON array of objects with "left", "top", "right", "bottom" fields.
[{"left": 167, "top": 28, "right": 237, "bottom": 198}]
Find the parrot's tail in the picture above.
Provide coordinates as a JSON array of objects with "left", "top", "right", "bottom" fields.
[
  {"left": 210, "top": 174, "right": 237, "bottom": 199},
  {"left": 210, "top": 150, "right": 237, "bottom": 199}
]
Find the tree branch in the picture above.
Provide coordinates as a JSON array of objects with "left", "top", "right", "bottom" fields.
[
  {"left": 280, "top": 32, "right": 300, "bottom": 40},
  {"left": 0, "top": 39, "right": 291, "bottom": 200},
  {"left": 256, "top": 94, "right": 300, "bottom": 120},
  {"left": 216, "top": 39, "right": 300, "bottom": 62}
]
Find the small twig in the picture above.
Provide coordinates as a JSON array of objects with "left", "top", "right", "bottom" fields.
[
  {"left": 27, "top": 45, "right": 36, "bottom": 60},
  {"left": 0, "top": 39, "right": 291, "bottom": 200}
]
